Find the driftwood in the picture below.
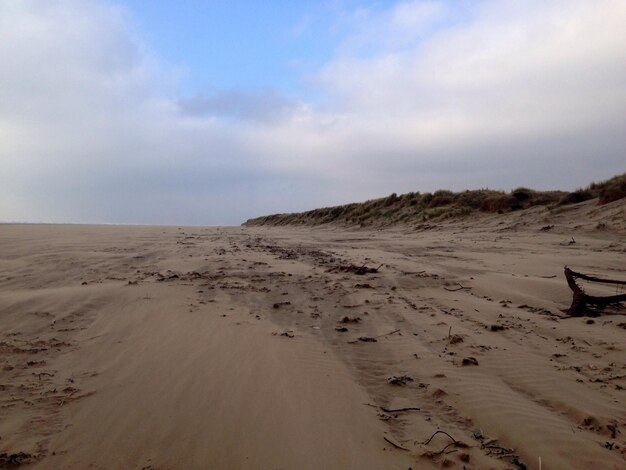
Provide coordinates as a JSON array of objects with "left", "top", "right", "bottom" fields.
[
  {"left": 0, "top": 452, "right": 32, "bottom": 467},
  {"left": 348, "top": 329, "right": 401, "bottom": 344},
  {"left": 380, "top": 406, "right": 421, "bottom": 413},
  {"left": 424, "top": 430, "right": 457, "bottom": 446},
  {"left": 384, "top": 436, "right": 409, "bottom": 451},
  {"left": 443, "top": 283, "right": 471, "bottom": 292},
  {"left": 377, "top": 329, "right": 401, "bottom": 338},
  {"left": 422, "top": 430, "right": 467, "bottom": 456},
  {"left": 564, "top": 267, "right": 626, "bottom": 316},
  {"left": 330, "top": 263, "right": 382, "bottom": 275}
]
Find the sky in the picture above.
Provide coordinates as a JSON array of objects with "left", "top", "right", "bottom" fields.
[{"left": 1, "top": 0, "right": 625, "bottom": 225}]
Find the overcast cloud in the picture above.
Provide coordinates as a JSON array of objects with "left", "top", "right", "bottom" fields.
[
  {"left": 1, "top": 0, "right": 625, "bottom": 225},
  {"left": 178, "top": 90, "right": 301, "bottom": 123}
]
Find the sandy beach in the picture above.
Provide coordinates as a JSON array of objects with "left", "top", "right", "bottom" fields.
[
  {"left": 3, "top": 2, "right": 626, "bottom": 469},
  {"left": 0, "top": 202, "right": 624, "bottom": 469}
]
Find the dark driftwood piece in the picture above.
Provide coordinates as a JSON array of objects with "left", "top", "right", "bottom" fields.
[
  {"left": 347, "top": 329, "right": 400, "bottom": 344},
  {"left": 423, "top": 430, "right": 457, "bottom": 446},
  {"left": 564, "top": 267, "right": 626, "bottom": 316},
  {"left": 380, "top": 406, "right": 421, "bottom": 413},
  {"left": 443, "top": 283, "right": 471, "bottom": 292},
  {"left": 331, "top": 263, "right": 383, "bottom": 275},
  {"left": 384, "top": 436, "right": 409, "bottom": 451},
  {"left": 422, "top": 430, "right": 465, "bottom": 455}
]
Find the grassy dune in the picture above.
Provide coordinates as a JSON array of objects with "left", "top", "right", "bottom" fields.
[{"left": 244, "top": 172, "right": 626, "bottom": 227}]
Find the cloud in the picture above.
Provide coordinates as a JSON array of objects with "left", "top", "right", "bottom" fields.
[
  {"left": 333, "top": 0, "right": 450, "bottom": 56},
  {"left": 178, "top": 89, "right": 301, "bottom": 123},
  {"left": 0, "top": 0, "right": 625, "bottom": 225},
  {"left": 0, "top": 1, "right": 269, "bottom": 224},
  {"left": 272, "top": 0, "right": 626, "bottom": 187}
]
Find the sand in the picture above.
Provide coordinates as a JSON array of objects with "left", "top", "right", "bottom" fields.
[{"left": 0, "top": 204, "right": 624, "bottom": 469}]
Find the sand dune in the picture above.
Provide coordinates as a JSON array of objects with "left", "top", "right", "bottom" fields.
[{"left": 0, "top": 202, "right": 625, "bottom": 469}]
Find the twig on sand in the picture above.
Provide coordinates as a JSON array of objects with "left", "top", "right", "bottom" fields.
[
  {"left": 384, "top": 436, "right": 409, "bottom": 451},
  {"left": 348, "top": 329, "right": 400, "bottom": 344},
  {"left": 377, "top": 329, "right": 401, "bottom": 338},
  {"left": 364, "top": 403, "right": 421, "bottom": 413},
  {"left": 423, "top": 430, "right": 457, "bottom": 446},
  {"left": 443, "top": 284, "right": 471, "bottom": 292},
  {"left": 423, "top": 430, "right": 466, "bottom": 456},
  {"left": 380, "top": 406, "right": 421, "bottom": 413},
  {"left": 436, "top": 442, "right": 459, "bottom": 455}
]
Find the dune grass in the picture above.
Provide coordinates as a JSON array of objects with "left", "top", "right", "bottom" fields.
[{"left": 244, "top": 173, "right": 626, "bottom": 227}]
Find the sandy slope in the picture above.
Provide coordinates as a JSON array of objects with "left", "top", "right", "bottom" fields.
[{"left": 0, "top": 203, "right": 624, "bottom": 469}]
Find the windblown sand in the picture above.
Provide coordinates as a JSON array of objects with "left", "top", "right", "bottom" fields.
[{"left": 1, "top": 205, "right": 624, "bottom": 469}]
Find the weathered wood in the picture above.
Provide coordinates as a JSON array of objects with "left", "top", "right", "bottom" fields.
[
  {"left": 566, "top": 268, "right": 626, "bottom": 285},
  {"left": 564, "top": 267, "right": 626, "bottom": 316}
]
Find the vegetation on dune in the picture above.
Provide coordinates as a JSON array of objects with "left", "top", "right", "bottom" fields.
[
  {"left": 556, "top": 173, "right": 626, "bottom": 206},
  {"left": 244, "top": 172, "right": 626, "bottom": 227},
  {"left": 592, "top": 173, "right": 626, "bottom": 204}
]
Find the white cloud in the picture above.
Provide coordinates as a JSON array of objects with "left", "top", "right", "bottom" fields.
[
  {"left": 264, "top": 0, "right": 626, "bottom": 187},
  {"left": 0, "top": 0, "right": 624, "bottom": 224},
  {"left": 0, "top": 1, "right": 265, "bottom": 224},
  {"left": 331, "top": 0, "right": 449, "bottom": 56}
]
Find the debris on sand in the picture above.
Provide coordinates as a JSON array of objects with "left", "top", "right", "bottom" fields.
[
  {"left": 273, "top": 301, "right": 291, "bottom": 309},
  {"left": 387, "top": 375, "right": 414, "bottom": 386},
  {"left": 357, "top": 336, "right": 377, "bottom": 343},
  {"left": 328, "top": 263, "right": 382, "bottom": 275},
  {"left": 0, "top": 451, "right": 32, "bottom": 468},
  {"left": 448, "top": 334, "right": 464, "bottom": 344},
  {"left": 383, "top": 436, "right": 409, "bottom": 451},
  {"left": 339, "top": 316, "right": 361, "bottom": 324},
  {"left": 461, "top": 357, "right": 479, "bottom": 366},
  {"left": 272, "top": 330, "right": 295, "bottom": 338},
  {"left": 564, "top": 267, "right": 626, "bottom": 317}
]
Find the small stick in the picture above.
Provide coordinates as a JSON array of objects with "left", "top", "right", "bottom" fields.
[
  {"left": 384, "top": 436, "right": 409, "bottom": 451},
  {"left": 376, "top": 329, "right": 401, "bottom": 338},
  {"left": 349, "top": 330, "right": 400, "bottom": 343},
  {"left": 380, "top": 406, "right": 421, "bottom": 413},
  {"left": 423, "top": 430, "right": 457, "bottom": 446},
  {"left": 436, "top": 442, "right": 457, "bottom": 455},
  {"left": 443, "top": 284, "right": 471, "bottom": 292}
]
